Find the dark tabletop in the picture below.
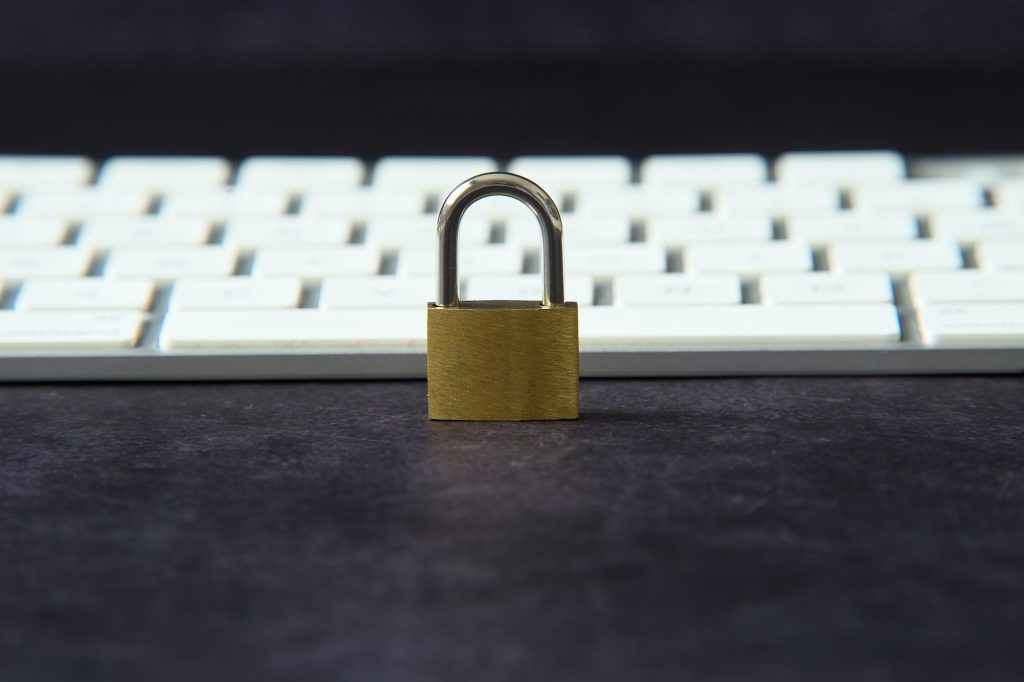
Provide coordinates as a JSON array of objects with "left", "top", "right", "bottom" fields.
[{"left": 2, "top": 377, "right": 1023, "bottom": 681}]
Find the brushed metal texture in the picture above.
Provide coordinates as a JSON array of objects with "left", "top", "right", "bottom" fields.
[{"left": 427, "top": 301, "right": 579, "bottom": 421}]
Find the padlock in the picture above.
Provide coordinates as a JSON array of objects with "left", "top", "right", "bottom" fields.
[{"left": 427, "top": 172, "right": 579, "bottom": 421}]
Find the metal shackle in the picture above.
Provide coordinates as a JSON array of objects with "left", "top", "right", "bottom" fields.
[{"left": 435, "top": 172, "right": 565, "bottom": 308}]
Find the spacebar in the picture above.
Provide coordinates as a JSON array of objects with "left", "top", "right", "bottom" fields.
[
  {"left": 159, "top": 309, "right": 426, "bottom": 349},
  {"left": 580, "top": 304, "right": 901, "bottom": 347}
]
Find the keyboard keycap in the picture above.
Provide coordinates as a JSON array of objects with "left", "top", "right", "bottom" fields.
[
  {"left": 0, "top": 155, "right": 94, "bottom": 190},
  {"left": 373, "top": 157, "right": 497, "bottom": 192},
  {"left": 169, "top": 277, "right": 302, "bottom": 310},
  {"left": 0, "top": 217, "right": 71, "bottom": 246},
  {"left": 917, "top": 304, "right": 1024, "bottom": 345},
  {"left": 159, "top": 309, "right": 426, "bottom": 348},
  {"left": 573, "top": 187, "right": 699, "bottom": 217},
  {"left": 464, "top": 275, "right": 595, "bottom": 305},
  {"left": 158, "top": 189, "right": 290, "bottom": 221},
  {"left": 105, "top": 247, "right": 237, "bottom": 279},
  {"left": 641, "top": 154, "right": 767, "bottom": 187},
  {"left": 974, "top": 239, "right": 1024, "bottom": 270},
  {"left": 713, "top": 184, "right": 839, "bottom": 215},
  {"left": 16, "top": 188, "right": 151, "bottom": 221},
  {"left": 759, "top": 273, "right": 893, "bottom": 304},
  {"left": 580, "top": 304, "right": 900, "bottom": 347},
  {"left": 647, "top": 215, "right": 773, "bottom": 245},
  {"left": 0, "top": 248, "right": 92, "bottom": 279},
  {"left": 990, "top": 180, "right": 1024, "bottom": 210},
  {"left": 78, "top": 218, "right": 212, "bottom": 247},
  {"left": 0, "top": 311, "right": 142, "bottom": 349},
  {"left": 301, "top": 188, "right": 426, "bottom": 220},
  {"left": 223, "top": 219, "right": 352, "bottom": 248},
  {"left": 928, "top": 211, "right": 1024, "bottom": 242},
  {"left": 785, "top": 213, "right": 918, "bottom": 244},
  {"left": 774, "top": 151, "right": 905, "bottom": 185},
  {"left": 251, "top": 247, "right": 381, "bottom": 278},
  {"left": 827, "top": 241, "right": 963, "bottom": 274},
  {"left": 98, "top": 156, "right": 231, "bottom": 190},
  {"left": 909, "top": 271, "right": 1024, "bottom": 304},
  {"left": 850, "top": 179, "right": 984, "bottom": 212},
  {"left": 613, "top": 274, "right": 741, "bottom": 306},
  {"left": 320, "top": 276, "right": 433, "bottom": 309},
  {"left": 235, "top": 157, "right": 365, "bottom": 191},
  {"left": 565, "top": 245, "right": 666, "bottom": 276},
  {"left": 685, "top": 243, "right": 812, "bottom": 275},
  {"left": 910, "top": 156, "right": 1024, "bottom": 179},
  {"left": 507, "top": 156, "right": 632, "bottom": 193},
  {"left": 16, "top": 279, "right": 154, "bottom": 311}
]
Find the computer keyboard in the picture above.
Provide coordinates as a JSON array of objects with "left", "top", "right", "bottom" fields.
[{"left": 1, "top": 151, "right": 1022, "bottom": 381}]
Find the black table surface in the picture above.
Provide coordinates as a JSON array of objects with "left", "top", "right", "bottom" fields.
[{"left": 2, "top": 376, "right": 1023, "bottom": 681}]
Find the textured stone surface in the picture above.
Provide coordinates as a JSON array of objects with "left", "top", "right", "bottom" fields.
[{"left": 1, "top": 377, "right": 1023, "bottom": 681}]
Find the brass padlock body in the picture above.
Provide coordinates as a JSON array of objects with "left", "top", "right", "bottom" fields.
[{"left": 428, "top": 301, "right": 579, "bottom": 421}]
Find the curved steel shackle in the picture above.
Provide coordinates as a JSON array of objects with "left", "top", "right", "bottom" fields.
[{"left": 435, "top": 172, "right": 565, "bottom": 308}]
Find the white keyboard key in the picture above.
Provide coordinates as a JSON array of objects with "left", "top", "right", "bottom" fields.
[
  {"left": 614, "top": 274, "right": 741, "bottom": 306},
  {"left": 252, "top": 246, "right": 381, "bottom": 278},
  {"left": 785, "top": 213, "right": 919, "bottom": 244},
  {"left": 507, "top": 156, "right": 632, "bottom": 193},
  {"left": 98, "top": 156, "right": 231, "bottom": 190},
  {"left": 105, "top": 246, "right": 237, "bottom": 279},
  {"left": 641, "top": 154, "right": 768, "bottom": 187},
  {"left": 223, "top": 218, "right": 352, "bottom": 248},
  {"left": 917, "top": 304, "right": 1024, "bottom": 345},
  {"left": 17, "top": 279, "right": 154, "bottom": 311},
  {"left": 16, "top": 188, "right": 151, "bottom": 221},
  {"left": 909, "top": 271, "right": 1024, "bottom": 304},
  {"left": 0, "top": 217, "right": 70, "bottom": 246},
  {"left": 0, "top": 311, "right": 142, "bottom": 349},
  {"left": 0, "top": 156, "right": 94, "bottom": 190},
  {"left": 647, "top": 215, "right": 773, "bottom": 245},
  {"left": 169, "top": 277, "right": 302, "bottom": 310},
  {"left": 320, "top": 276, "right": 433, "bottom": 309},
  {"left": 397, "top": 245, "right": 522, "bottom": 277},
  {"left": 0, "top": 248, "right": 91, "bottom": 279},
  {"left": 580, "top": 304, "right": 900, "bottom": 347},
  {"left": 160, "top": 309, "right": 425, "bottom": 349},
  {"left": 565, "top": 244, "right": 666, "bottom": 276},
  {"left": 759, "top": 273, "right": 893, "bottom": 304},
  {"left": 713, "top": 184, "right": 839, "bottom": 215},
  {"left": 927, "top": 210, "right": 1024, "bottom": 243},
  {"left": 774, "top": 151, "right": 905, "bottom": 185},
  {"left": 573, "top": 187, "right": 699, "bottom": 217},
  {"left": 507, "top": 215, "right": 631, "bottom": 244},
  {"left": 373, "top": 157, "right": 497, "bottom": 193},
  {"left": 685, "top": 243, "right": 812, "bottom": 275},
  {"left": 910, "top": 156, "right": 1024, "bottom": 179},
  {"left": 464, "top": 275, "right": 595, "bottom": 305},
  {"left": 975, "top": 239, "right": 1024, "bottom": 270},
  {"left": 158, "top": 188, "right": 290, "bottom": 221},
  {"left": 850, "top": 179, "right": 984, "bottom": 212},
  {"left": 301, "top": 188, "right": 426, "bottom": 219},
  {"left": 78, "top": 218, "right": 211, "bottom": 247},
  {"left": 990, "top": 180, "right": 1024, "bottom": 210},
  {"left": 363, "top": 216, "right": 491, "bottom": 249},
  {"left": 827, "top": 241, "right": 962, "bottom": 273},
  {"left": 235, "top": 157, "right": 364, "bottom": 191}
]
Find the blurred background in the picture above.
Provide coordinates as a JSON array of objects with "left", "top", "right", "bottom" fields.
[{"left": 1, "top": 0, "right": 1023, "bottom": 157}]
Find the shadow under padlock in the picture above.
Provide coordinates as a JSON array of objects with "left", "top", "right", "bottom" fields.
[{"left": 427, "top": 172, "right": 580, "bottom": 421}]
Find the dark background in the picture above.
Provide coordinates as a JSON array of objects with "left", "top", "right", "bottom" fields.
[{"left": 2, "top": 0, "right": 1024, "bottom": 158}]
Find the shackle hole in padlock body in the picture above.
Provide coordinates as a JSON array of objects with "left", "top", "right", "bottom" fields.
[{"left": 434, "top": 172, "right": 565, "bottom": 308}]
